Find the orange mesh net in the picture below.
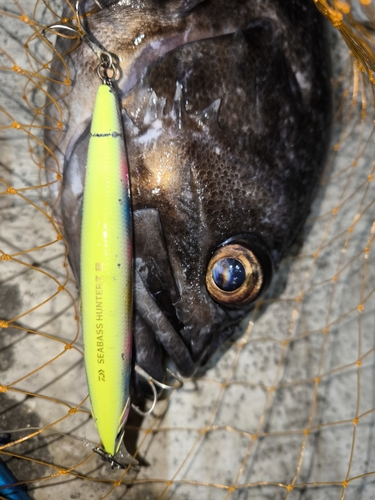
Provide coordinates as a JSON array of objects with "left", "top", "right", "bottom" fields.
[{"left": 1, "top": 1, "right": 375, "bottom": 498}]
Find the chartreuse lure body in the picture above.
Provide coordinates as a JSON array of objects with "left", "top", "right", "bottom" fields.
[{"left": 81, "top": 84, "right": 132, "bottom": 457}]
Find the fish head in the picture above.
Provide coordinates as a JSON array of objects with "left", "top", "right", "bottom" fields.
[{"left": 45, "top": 0, "right": 332, "bottom": 389}]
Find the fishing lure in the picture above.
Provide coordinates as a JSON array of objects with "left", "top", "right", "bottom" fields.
[
  {"left": 46, "top": 1, "right": 135, "bottom": 465},
  {"left": 44, "top": 0, "right": 185, "bottom": 466},
  {"left": 80, "top": 60, "right": 133, "bottom": 460},
  {"left": 72, "top": 9, "right": 136, "bottom": 464}
]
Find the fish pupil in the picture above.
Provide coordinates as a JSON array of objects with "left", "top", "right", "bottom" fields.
[{"left": 212, "top": 258, "right": 245, "bottom": 291}]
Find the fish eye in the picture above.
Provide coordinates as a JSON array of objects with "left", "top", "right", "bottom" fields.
[
  {"left": 206, "top": 235, "right": 274, "bottom": 307},
  {"left": 212, "top": 258, "right": 246, "bottom": 291}
]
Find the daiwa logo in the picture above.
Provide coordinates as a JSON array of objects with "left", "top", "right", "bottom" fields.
[{"left": 98, "top": 369, "right": 105, "bottom": 382}]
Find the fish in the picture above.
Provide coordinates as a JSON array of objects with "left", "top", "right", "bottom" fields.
[{"left": 44, "top": 0, "right": 332, "bottom": 395}]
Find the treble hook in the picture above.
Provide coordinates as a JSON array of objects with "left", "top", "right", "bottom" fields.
[
  {"left": 156, "top": 368, "right": 184, "bottom": 390},
  {"left": 131, "top": 365, "right": 184, "bottom": 417},
  {"left": 42, "top": 0, "right": 113, "bottom": 69}
]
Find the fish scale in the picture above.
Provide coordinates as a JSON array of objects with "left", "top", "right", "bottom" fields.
[{"left": 80, "top": 84, "right": 132, "bottom": 456}]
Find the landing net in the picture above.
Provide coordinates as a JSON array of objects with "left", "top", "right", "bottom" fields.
[{"left": 1, "top": 1, "right": 375, "bottom": 498}]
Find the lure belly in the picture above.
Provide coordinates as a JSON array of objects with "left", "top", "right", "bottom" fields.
[{"left": 81, "top": 84, "right": 132, "bottom": 457}]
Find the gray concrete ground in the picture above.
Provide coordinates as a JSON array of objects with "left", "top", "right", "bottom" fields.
[{"left": 1, "top": 2, "right": 375, "bottom": 499}]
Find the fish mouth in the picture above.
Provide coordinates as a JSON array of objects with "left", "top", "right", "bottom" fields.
[
  {"left": 133, "top": 209, "right": 251, "bottom": 392},
  {"left": 134, "top": 270, "right": 240, "bottom": 387}
]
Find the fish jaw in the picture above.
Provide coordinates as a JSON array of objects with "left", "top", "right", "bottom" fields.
[{"left": 80, "top": 84, "right": 132, "bottom": 455}]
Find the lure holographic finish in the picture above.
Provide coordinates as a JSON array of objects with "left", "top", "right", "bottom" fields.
[{"left": 80, "top": 82, "right": 133, "bottom": 457}]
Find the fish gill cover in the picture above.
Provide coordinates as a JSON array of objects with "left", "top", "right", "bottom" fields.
[{"left": 0, "top": 0, "right": 375, "bottom": 498}]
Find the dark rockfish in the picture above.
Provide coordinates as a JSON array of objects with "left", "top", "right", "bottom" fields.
[{"left": 45, "top": 0, "right": 332, "bottom": 391}]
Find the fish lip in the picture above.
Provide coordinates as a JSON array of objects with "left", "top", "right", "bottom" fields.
[
  {"left": 133, "top": 208, "right": 185, "bottom": 329},
  {"left": 134, "top": 209, "right": 195, "bottom": 377},
  {"left": 135, "top": 269, "right": 196, "bottom": 377}
]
